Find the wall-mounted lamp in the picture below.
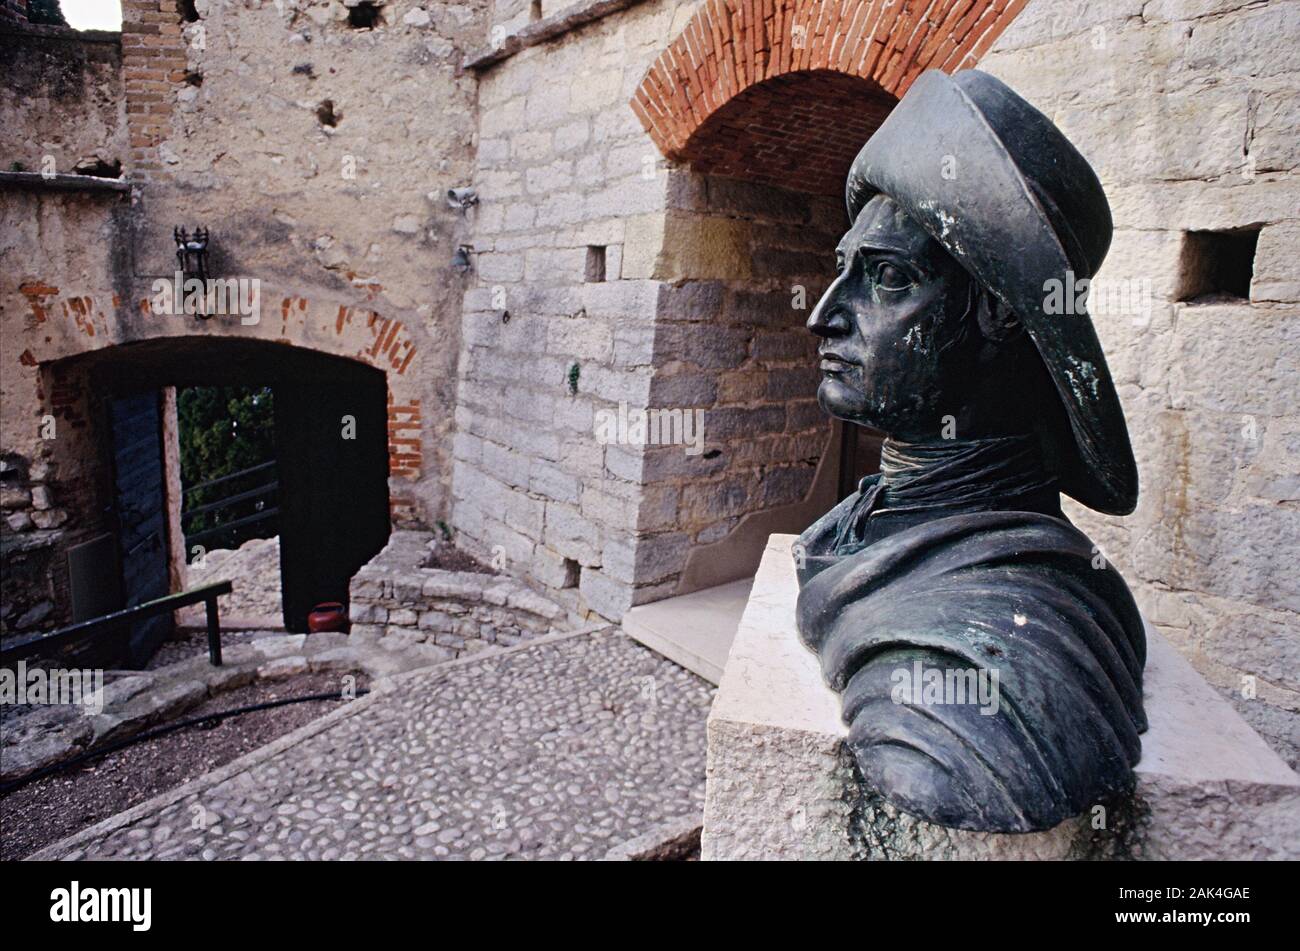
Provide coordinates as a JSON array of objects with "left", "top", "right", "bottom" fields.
[
  {"left": 451, "top": 245, "right": 475, "bottom": 273},
  {"left": 174, "top": 226, "right": 211, "bottom": 282},
  {"left": 174, "top": 226, "right": 211, "bottom": 318},
  {"left": 446, "top": 187, "right": 479, "bottom": 212}
]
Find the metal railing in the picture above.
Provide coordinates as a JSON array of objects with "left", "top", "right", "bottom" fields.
[
  {"left": 0, "top": 581, "right": 234, "bottom": 667},
  {"left": 182, "top": 459, "right": 279, "bottom": 550}
]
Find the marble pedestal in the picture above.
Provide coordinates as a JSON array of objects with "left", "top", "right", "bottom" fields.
[{"left": 701, "top": 535, "right": 1300, "bottom": 860}]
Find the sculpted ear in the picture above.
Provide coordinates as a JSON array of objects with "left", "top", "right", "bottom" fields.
[{"left": 975, "top": 288, "right": 1023, "bottom": 344}]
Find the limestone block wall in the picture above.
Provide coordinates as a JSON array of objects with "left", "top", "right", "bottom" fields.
[
  {"left": 981, "top": 0, "right": 1300, "bottom": 766},
  {"left": 450, "top": 0, "right": 703, "bottom": 620},
  {"left": 627, "top": 173, "right": 841, "bottom": 598},
  {"left": 452, "top": 0, "right": 1036, "bottom": 619}
]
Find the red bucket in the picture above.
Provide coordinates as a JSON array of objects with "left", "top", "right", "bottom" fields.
[{"left": 307, "top": 601, "right": 348, "bottom": 633}]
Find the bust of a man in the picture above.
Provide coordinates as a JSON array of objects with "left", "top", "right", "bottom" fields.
[{"left": 795, "top": 69, "right": 1147, "bottom": 834}]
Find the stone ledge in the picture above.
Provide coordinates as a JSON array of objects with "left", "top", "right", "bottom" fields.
[
  {"left": 0, "top": 170, "right": 131, "bottom": 193},
  {"left": 349, "top": 531, "right": 578, "bottom": 658},
  {"left": 462, "top": 0, "right": 644, "bottom": 72},
  {"left": 701, "top": 535, "right": 1300, "bottom": 860}
]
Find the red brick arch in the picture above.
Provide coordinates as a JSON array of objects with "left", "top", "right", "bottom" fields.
[{"left": 632, "top": 0, "right": 1028, "bottom": 195}]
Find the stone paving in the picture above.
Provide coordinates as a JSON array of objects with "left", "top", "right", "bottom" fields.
[
  {"left": 34, "top": 629, "right": 715, "bottom": 860},
  {"left": 2, "top": 628, "right": 476, "bottom": 785}
]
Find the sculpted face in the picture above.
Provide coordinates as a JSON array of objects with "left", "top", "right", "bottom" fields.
[{"left": 807, "top": 194, "right": 983, "bottom": 440}]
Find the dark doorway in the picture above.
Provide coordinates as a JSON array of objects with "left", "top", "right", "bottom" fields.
[
  {"left": 52, "top": 339, "right": 392, "bottom": 657},
  {"left": 275, "top": 377, "right": 390, "bottom": 631}
]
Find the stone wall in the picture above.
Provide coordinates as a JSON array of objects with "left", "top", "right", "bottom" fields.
[
  {"left": 450, "top": 0, "right": 1033, "bottom": 621},
  {"left": 628, "top": 173, "right": 840, "bottom": 598},
  {"left": 454, "top": 0, "right": 852, "bottom": 617},
  {"left": 980, "top": 0, "right": 1300, "bottom": 766},
  {"left": 1, "top": 1, "right": 488, "bottom": 639},
  {"left": 451, "top": 0, "right": 701, "bottom": 621},
  {"left": 0, "top": 22, "right": 127, "bottom": 177},
  {"left": 348, "top": 530, "right": 576, "bottom": 659}
]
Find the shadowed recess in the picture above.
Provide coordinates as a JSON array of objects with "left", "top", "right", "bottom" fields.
[{"left": 682, "top": 70, "right": 896, "bottom": 197}]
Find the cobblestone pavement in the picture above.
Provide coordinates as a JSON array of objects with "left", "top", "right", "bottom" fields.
[{"left": 37, "top": 629, "right": 714, "bottom": 860}]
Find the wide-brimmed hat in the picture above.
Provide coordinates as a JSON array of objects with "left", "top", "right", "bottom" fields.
[{"left": 846, "top": 69, "right": 1137, "bottom": 516}]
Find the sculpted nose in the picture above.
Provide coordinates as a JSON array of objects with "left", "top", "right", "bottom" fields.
[{"left": 807, "top": 288, "right": 852, "bottom": 338}]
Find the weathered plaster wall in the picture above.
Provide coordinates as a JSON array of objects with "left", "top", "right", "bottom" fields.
[
  {"left": 126, "top": 0, "right": 489, "bottom": 523},
  {"left": 1, "top": 0, "right": 488, "bottom": 639},
  {"left": 0, "top": 188, "right": 129, "bottom": 636},
  {"left": 0, "top": 23, "right": 127, "bottom": 176},
  {"left": 981, "top": 0, "right": 1300, "bottom": 766}
]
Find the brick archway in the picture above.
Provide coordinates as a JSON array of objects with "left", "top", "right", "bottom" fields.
[{"left": 632, "top": 0, "right": 1028, "bottom": 195}]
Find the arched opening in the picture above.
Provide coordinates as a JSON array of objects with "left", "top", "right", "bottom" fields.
[
  {"left": 40, "top": 337, "right": 390, "bottom": 662},
  {"left": 680, "top": 69, "right": 897, "bottom": 197},
  {"left": 650, "top": 77, "right": 894, "bottom": 602},
  {"left": 665, "top": 69, "right": 899, "bottom": 587},
  {"left": 623, "top": 1, "right": 1029, "bottom": 676}
]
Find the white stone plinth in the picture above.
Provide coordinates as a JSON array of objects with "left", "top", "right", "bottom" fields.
[{"left": 701, "top": 535, "right": 1300, "bottom": 860}]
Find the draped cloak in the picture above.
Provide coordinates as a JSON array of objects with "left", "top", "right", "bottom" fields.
[{"left": 795, "top": 440, "right": 1148, "bottom": 833}]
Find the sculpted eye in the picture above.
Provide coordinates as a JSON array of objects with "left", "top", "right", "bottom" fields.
[{"left": 876, "top": 263, "right": 911, "bottom": 291}]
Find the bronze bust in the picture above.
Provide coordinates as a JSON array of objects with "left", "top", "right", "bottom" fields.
[{"left": 795, "top": 69, "right": 1147, "bottom": 833}]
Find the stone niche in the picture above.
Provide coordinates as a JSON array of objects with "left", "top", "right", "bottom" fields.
[
  {"left": 347, "top": 531, "right": 579, "bottom": 661},
  {"left": 701, "top": 535, "right": 1300, "bottom": 861}
]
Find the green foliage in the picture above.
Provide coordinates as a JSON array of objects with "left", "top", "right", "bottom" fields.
[
  {"left": 27, "top": 0, "right": 69, "bottom": 27},
  {"left": 178, "top": 385, "right": 277, "bottom": 555}
]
